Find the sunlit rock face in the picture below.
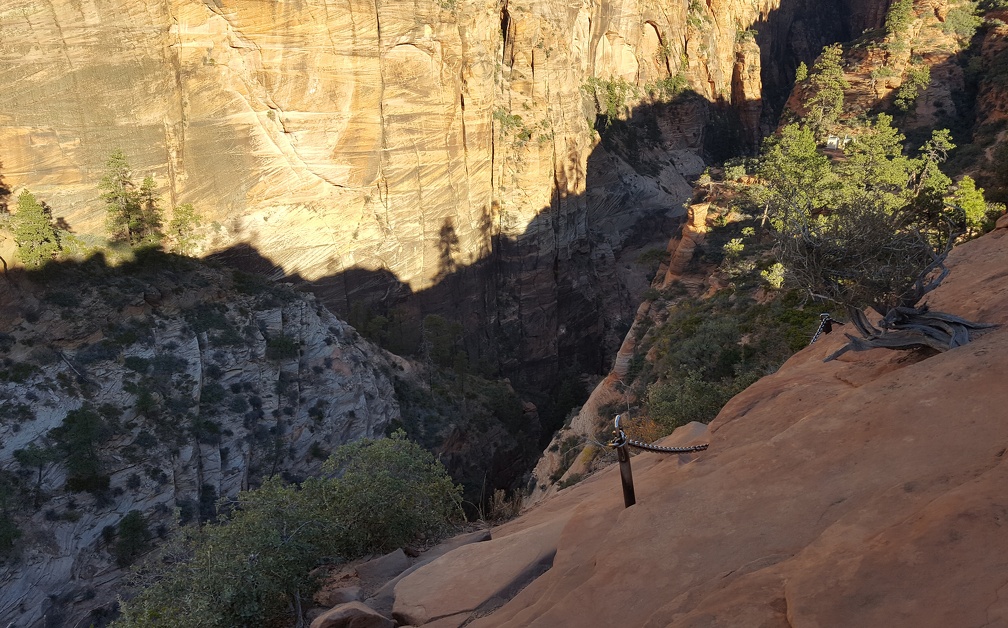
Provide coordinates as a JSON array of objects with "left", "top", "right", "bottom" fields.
[{"left": 0, "top": 0, "right": 876, "bottom": 383}]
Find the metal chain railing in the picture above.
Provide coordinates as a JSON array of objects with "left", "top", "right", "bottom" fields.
[
  {"left": 810, "top": 312, "right": 844, "bottom": 344},
  {"left": 598, "top": 313, "right": 846, "bottom": 508},
  {"left": 607, "top": 414, "right": 708, "bottom": 507}
]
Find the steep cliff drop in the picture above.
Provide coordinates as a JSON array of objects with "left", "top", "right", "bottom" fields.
[{"left": 358, "top": 211, "right": 1008, "bottom": 627}]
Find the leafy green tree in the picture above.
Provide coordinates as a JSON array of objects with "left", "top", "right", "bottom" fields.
[
  {"left": 101, "top": 150, "right": 136, "bottom": 242},
  {"left": 114, "top": 432, "right": 461, "bottom": 628},
  {"left": 101, "top": 151, "right": 162, "bottom": 246},
  {"left": 168, "top": 203, "right": 201, "bottom": 256},
  {"left": 885, "top": 0, "right": 914, "bottom": 36},
  {"left": 756, "top": 123, "right": 835, "bottom": 226},
  {"left": 894, "top": 65, "right": 930, "bottom": 112},
  {"left": 835, "top": 114, "right": 914, "bottom": 214},
  {"left": 11, "top": 190, "right": 61, "bottom": 269},
  {"left": 794, "top": 61, "right": 808, "bottom": 83},
  {"left": 136, "top": 176, "right": 164, "bottom": 246}
]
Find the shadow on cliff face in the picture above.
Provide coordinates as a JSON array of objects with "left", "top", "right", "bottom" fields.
[
  {"left": 203, "top": 1, "right": 896, "bottom": 420},
  {"left": 211, "top": 90, "right": 737, "bottom": 433}
]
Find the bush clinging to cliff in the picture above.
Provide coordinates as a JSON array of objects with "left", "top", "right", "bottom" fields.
[{"left": 114, "top": 432, "right": 461, "bottom": 628}]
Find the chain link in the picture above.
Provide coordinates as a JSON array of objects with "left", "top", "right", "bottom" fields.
[
  {"left": 626, "top": 439, "right": 708, "bottom": 453},
  {"left": 609, "top": 415, "right": 709, "bottom": 454},
  {"left": 810, "top": 312, "right": 843, "bottom": 345}
]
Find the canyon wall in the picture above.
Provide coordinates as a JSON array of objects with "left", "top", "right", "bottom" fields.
[
  {"left": 0, "top": 0, "right": 879, "bottom": 384},
  {"left": 0, "top": 259, "right": 400, "bottom": 627}
]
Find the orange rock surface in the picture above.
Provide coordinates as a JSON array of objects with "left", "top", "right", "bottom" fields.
[{"left": 410, "top": 226, "right": 1008, "bottom": 626}]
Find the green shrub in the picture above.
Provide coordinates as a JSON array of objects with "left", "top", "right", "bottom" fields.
[
  {"left": 0, "top": 472, "right": 22, "bottom": 559},
  {"left": 124, "top": 356, "right": 150, "bottom": 373},
  {"left": 183, "top": 305, "right": 230, "bottom": 333},
  {"left": 265, "top": 334, "right": 299, "bottom": 360},
  {"left": 114, "top": 432, "right": 460, "bottom": 628},
  {"left": 644, "top": 71, "right": 687, "bottom": 101},
  {"left": 115, "top": 510, "right": 151, "bottom": 567},
  {"left": 760, "top": 262, "right": 786, "bottom": 290},
  {"left": 722, "top": 237, "right": 745, "bottom": 258},
  {"left": 1, "top": 362, "right": 38, "bottom": 383},
  {"left": 199, "top": 383, "right": 225, "bottom": 407},
  {"left": 582, "top": 76, "right": 636, "bottom": 125},
  {"left": 151, "top": 355, "right": 187, "bottom": 378},
  {"left": 943, "top": 4, "right": 982, "bottom": 39},
  {"left": 646, "top": 370, "right": 756, "bottom": 431}
]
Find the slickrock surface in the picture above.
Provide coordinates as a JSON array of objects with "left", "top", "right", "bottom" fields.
[
  {"left": 393, "top": 518, "right": 567, "bottom": 625},
  {"left": 402, "top": 227, "right": 1008, "bottom": 626}
]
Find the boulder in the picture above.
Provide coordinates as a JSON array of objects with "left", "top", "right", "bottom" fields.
[
  {"left": 392, "top": 519, "right": 566, "bottom": 626},
  {"left": 355, "top": 549, "right": 410, "bottom": 592},
  {"left": 315, "top": 585, "right": 362, "bottom": 608},
  {"left": 365, "top": 529, "right": 491, "bottom": 615},
  {"left": 309, "top": 602, "right": 394, "bottom": 628}
]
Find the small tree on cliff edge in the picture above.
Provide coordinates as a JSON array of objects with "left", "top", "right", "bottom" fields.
[
  {"left": 760, "top": 118, "right": 994, "bottom": 360},
  {"left": 167, "top": 202, "right": 201, "bottom": 256},
  {"left": 101, "top": 151, "right": 162, "bottom": 246}
]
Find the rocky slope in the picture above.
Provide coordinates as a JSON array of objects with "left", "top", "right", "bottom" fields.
[
  {"left": 0, "top": 255, "right": 401, "bottom": 627},
  {"left": 335, "top": 212, "right": 1008, "bottom": 627},
  {"left": 0, "top": 0, "right": 885, "bottom": 385}
]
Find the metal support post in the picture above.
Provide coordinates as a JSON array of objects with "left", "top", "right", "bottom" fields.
[{"left": 612, "top": 415, "right": 636, "bottom": 508}]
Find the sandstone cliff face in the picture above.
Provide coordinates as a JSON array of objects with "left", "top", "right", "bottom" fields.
[
  {"left": 376, "top": 220, "right": 1008, "bottom": 628},
  {"left": 0, "top": 260, "right": 399, "bottom": 627},
  {"left": 0, "top": 0, "right": 883, "bottom": 385}
]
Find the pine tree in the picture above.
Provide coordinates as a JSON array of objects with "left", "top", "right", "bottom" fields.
[
  {"left": 11, "top": 190, "right": 61, "bottom": 269},
  {"left": 168, "top": 202, "right": 201, "bottom": 256},
  {"left": 101, "top": 151, "right": 163, "bottom": 246},
  {"left": 101, "top": 150, "right": 138, "bottom": 243},
  {"left": 136, "top": 176, "right": 163, "bottom": 246}
]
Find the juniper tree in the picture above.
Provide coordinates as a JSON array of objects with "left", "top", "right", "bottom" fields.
[
  {"left": 759, "top": 118, "right": 993, "bottom": 360},
  {"left": 114, "top": 433, "right": 461, "bottom": 628}
]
